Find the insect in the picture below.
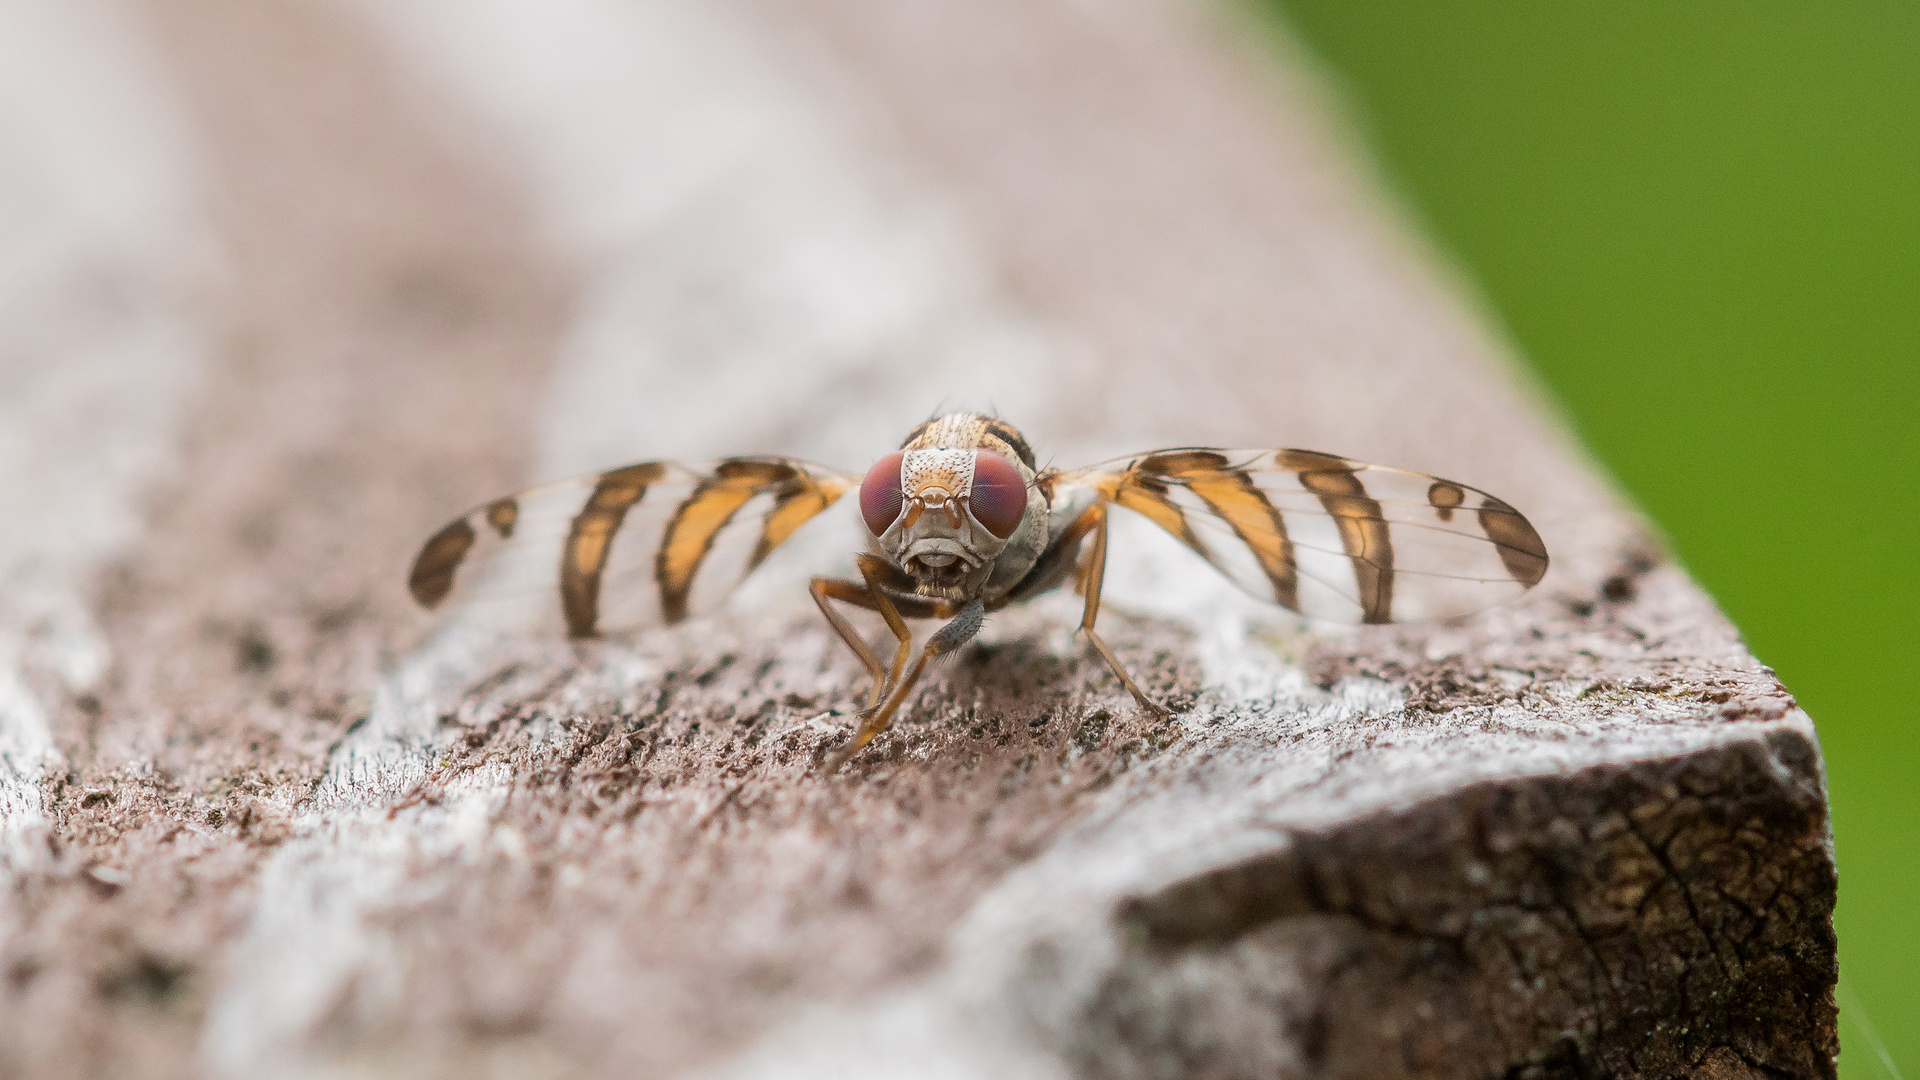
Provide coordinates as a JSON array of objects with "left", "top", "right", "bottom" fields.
[{"left": 408, "top": 413, "right": 1548, "bottom": 769}]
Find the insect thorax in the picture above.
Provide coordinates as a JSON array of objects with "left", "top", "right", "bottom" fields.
[{"left": 900, "top": 413, "right": 1037, "bottom": 470}]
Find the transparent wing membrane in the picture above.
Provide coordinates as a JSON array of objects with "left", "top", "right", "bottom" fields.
[
  {"left": 409, "top": 443, "right": 1546, "bottom": 636},
  {"left": 408, "top": 457, "right": 857, "bottom": 637},
  {"left": 1048, "top": 447, "right": 1548, "bottom": 624}
]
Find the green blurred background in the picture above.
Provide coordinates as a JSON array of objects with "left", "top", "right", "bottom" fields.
[{"left": 1257, "top": 0, "right": 1917, "bottom": 1073}]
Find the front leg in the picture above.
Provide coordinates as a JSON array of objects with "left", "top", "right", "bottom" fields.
[
  {"left": 810, "top": 557, "right": 940, "bottom": 710},
  {"left": 810, "top": 577, "right": 894, "bottom": 709},
  {"left": 824, "top": 600, "right": 985, "bottom": 771},
  {"left": 856, "top": 555, "right": 919, "bottom": 709}
]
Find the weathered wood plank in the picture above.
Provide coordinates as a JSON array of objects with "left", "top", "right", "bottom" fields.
[
  {"left": 1, "top": 0, "right": 564, "bottom": 1075},
  {"left": 0, "top": 0, "right": 1835, "bottom": 1078},
  {"left": 0, "top": 0, "right": 207, "bottom": 861}
]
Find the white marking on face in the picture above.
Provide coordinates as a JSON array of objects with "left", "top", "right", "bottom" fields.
[{"left": 901, "top": 448, "right": 975, "bottom": 502}]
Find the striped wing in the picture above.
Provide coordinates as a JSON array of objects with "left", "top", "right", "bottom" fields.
[
  {"left": 408, "top": 457, "right": 857, "bottom": 637},
  {"left": 1051, "top": 448, "right": 1548, "bottom": 624}
]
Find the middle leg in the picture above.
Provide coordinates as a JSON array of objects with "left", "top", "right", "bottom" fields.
[{"left": 1074, "top": 502, "right": 1172, "bottom": 717}]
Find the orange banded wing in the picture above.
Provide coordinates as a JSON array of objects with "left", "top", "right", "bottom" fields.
[
  {"left": 1048, "top": 448, "right": 1548, "bottom": 624},
  {"left": 408, "top": 457, "right": 858, "bottom": 637}
]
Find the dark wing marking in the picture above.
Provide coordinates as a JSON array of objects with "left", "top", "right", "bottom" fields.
[
  {"left": 1047, "top": 448, "right": 1548, "bottom": 624},
  {"left": 408, "top": 457, "right": 857, "bottom": 637},
  {"left": 409, "top": 518, "right": 476, "bottom": 608},
  {"left": 560, "top": 463, "right": 665, "bottom": 637}
]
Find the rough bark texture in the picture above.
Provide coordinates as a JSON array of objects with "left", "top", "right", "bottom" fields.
[{"left": 0, "top": 0, "right": 1836, "bottom": 1078}]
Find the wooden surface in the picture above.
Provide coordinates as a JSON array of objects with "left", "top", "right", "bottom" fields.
[{"left": 0, "top": 0, "right": 1836, "bottom": 1077}]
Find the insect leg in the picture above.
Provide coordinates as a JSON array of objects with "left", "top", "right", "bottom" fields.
[
  {"left": 1077, "top": 502, "right": 1172, "bottom": 717},
  {"left": 825, "top": 600, "right": 985, "bottom": 771},
  {"left": 856, "top": 555, "right": 919, "bottom": 709},
  {"left": 810, "top": 558, "right": 932, "bottom": 710},
  {"left": 809, "top": 577, "right": 889, "bottom": 704},
  {"left": 994, "top": 494, "right": 1106, "bottom": 608}
]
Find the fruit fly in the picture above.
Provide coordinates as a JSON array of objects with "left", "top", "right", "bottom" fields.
[{"left": 409, "top": 413, "right": 1548, "bottom": 768}]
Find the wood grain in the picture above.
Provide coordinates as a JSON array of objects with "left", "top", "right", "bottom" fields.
[{"left": 0, "top": 1, "right": 1835, "bottom": 1078}]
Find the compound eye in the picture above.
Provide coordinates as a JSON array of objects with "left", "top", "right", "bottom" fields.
[
  {"left": 969, "top": 451, "right": 1028, "bottom": 539},
  {"left": 860, "top": 451, "right": 906, "bottom": 535}
]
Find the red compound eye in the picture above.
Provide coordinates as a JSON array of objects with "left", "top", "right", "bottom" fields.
[
  {"left": 860, "top": 451, "right": 906, "bottom": 535},
  {"left": 968, "top": 451, "right": 1028, "bottom": 539}
]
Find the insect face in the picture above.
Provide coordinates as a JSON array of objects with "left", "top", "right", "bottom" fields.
[{"left": 861, "top": 447, "right": 1026, "bottom": 595}]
